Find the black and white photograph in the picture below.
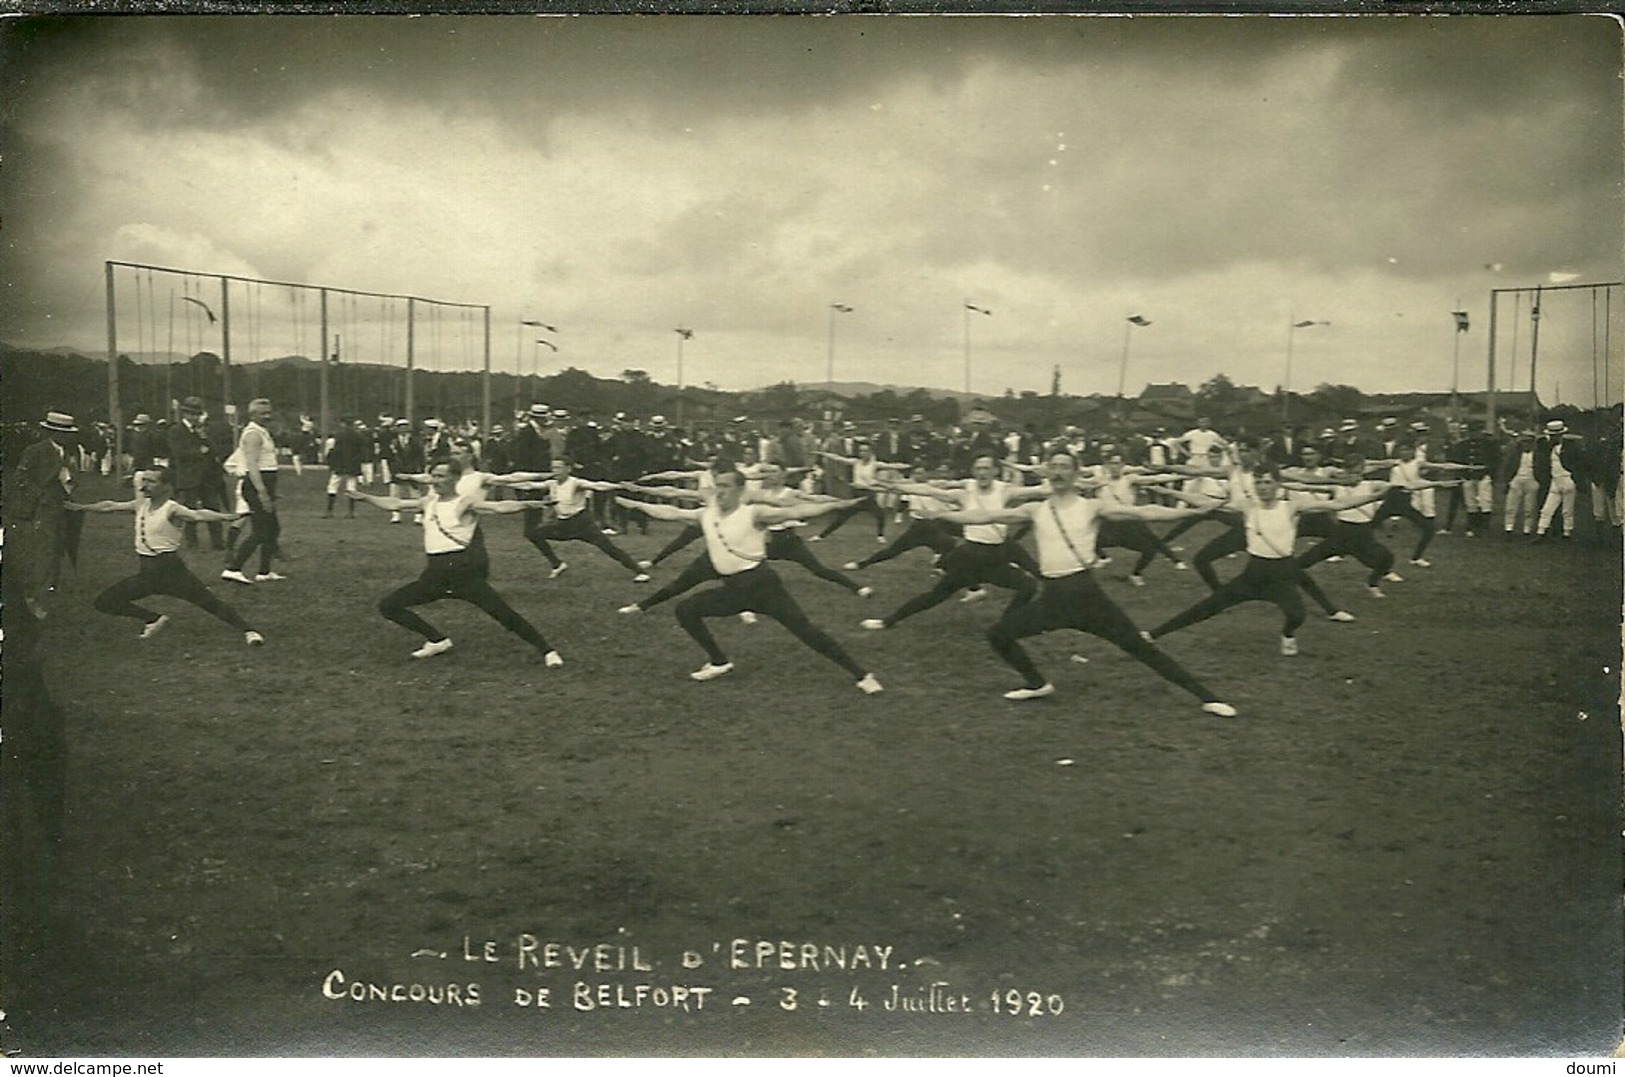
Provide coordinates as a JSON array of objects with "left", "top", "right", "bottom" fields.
[{"left": 2, "top": 10, "right": 1621, "bottom": 1060}]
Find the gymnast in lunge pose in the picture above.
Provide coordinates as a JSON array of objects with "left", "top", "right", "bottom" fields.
[
  {"left": 508, "top": 456, "right": 651, "bottom": 582},
  {"left": 810, "top": 444, "right": 911, "bottom": 542},
  {"left": 1080, "top": 453, "right": 1189, "bottom": 586},
  {"left": 619, "top": 467, "right": 882, "bottom": 692},
  {"left": 1146, "top": 465, "right": 1391, "bottom": 656},
  {"left": 349, "top": 459, "right": 563, "bottom": 665},
  {"left": 858, "top": 455, "right": 1050, "bottom": 630},
  {"left": 614, "top": 463, "right": 872, "bottom": 618},
  {"left": 67, "top": 467, "right": 264, "bottom": 646},
  {"left": 933, "top": 450, "right": 1238, "bottom": 714}
]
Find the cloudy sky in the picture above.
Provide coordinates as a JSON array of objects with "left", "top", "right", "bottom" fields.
[{"left": 1, "top": 14, "right": 1620, "bottom": 405}]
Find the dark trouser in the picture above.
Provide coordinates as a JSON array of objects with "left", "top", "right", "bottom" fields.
[
  {"left": 766, "top": 529, "right": 861, "bottom": 592},
  {"left": 1298, "top": 520, "right": 1396, "bottom": 587},
  {"left": 527, "top": 511, "right": 642, "bottom": 572},
  {"left": 882, "top": 541, "right": 1037, "bottom": 627},
  {"left": 1150, "top": 555, "right": 1308, "bottom": 641},
  {"left": 674, "top": 564, "right": 866, "bottom": 679},
  {"left": 988, "top": 570, "right": 1219, "bottom": 701},
  {"left": 1192, "top": 517, "right": 1247, "bottom": 590},
  {"left": 817, "top": 491, "right": 886, "bottom": 539},
  {"left": 1441, "top": 485, "right": 1462, "bottom": 531},
  {"left": 1097, "top": 518, "right": 1181, "bottom": 576},
  {"left": 1377, "top": 489, "right": 1435, "bottom": 560},
  {"left": 650, "top": 523, "right": 705, "bottom": 566},
  {"left": 638, "top": 554, "right": 721, "bottom": 610},
  {"left": 227, "top": 472, "right": 279, "bottom": 576},
  {"left": 378, "top": 544, "right": 551, "bottom": 652},
  {"left": 856, "top": 517, "right": 958, "bottom": 568},
  {"left": 176, "top": 484, "right": 225, "bottom": 549},
  {"left": 94, "top": 552, "right": 250, "bottom": 632}
]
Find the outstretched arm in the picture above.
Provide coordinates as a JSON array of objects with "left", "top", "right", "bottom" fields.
[
  {"left": 639, "top": 469, "right": 702, "bottom": 483},
  {"left": 752, "top": 498, "right": 863, "bottom": 527},
  {"left": 615, "top": 497, "right": 701, "bottom": 523},
  {"left": 1306, "top": 485, "right": 1393, "bottom": 513},
  {"left": 170, "top": 504, "right": 244, "bottom": 525},
  {"left": 348, "top": 490, "right": 425, "bottom": 513},
  {"left": 65, "top": 498, "right": 138, "bottom": 513},
  {"left": 471, "top": 499, "right": 541, "bottom": 516},
  {"left": 621, "top": 482, "right": 705, "bottom": 502},
  {"left": 817, "top": 450, "right": 858, "bottom": 466},
  {"left": 484, "top": 470, "right": 552, "bottom": 486},
  {"left": 1098, "top": 501, "right": 1211, "bottom": 524}
]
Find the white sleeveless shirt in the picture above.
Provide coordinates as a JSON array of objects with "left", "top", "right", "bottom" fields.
[
  {"left": 962, "top": 479, "right": 1010, "bottom": 545},
  {"left": 135, "top": 498, "right": 184, "bottom": 555},
  {"left": 702, "top": 503, "right": 768, "bottom": 576},
  {"left": 1030, "top": 496, "right": 1101, "bottom": 578},
  {"left": 240, "top": 421, "right": 279, "bottom": 472},
  {"left": 423, "top": 492, "right": 477, "bottom": 554},
  {"left": 1243, "top": 500, "right": 1298, "bottom": 559}
]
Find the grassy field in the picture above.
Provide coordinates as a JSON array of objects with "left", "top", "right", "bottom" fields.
[{"left": 5, "top": 467, "right": 1621, "bottom": 1056}]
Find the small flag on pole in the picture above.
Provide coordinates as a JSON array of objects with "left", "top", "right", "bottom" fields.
[
  {"left": 181, "top": 296, "right": 217, "bottom": 324},
  {"left": 675, "top": 328, "right": 694, "bottom": 340},
  {"left": 831, "top": 303, "right": 853, "bottom": 313},
  {"left": 1127, "top": 315, "right": 1151, "bottom": 327},
  {"left": 965, "top": 304, "right": 992, "bottom": 316},
  {"left": 1452, "top": 310, "right": 1470, "bottom": 332},
  {"left": 1293, "top": 319, "right": 1319, "bottom": 328}
]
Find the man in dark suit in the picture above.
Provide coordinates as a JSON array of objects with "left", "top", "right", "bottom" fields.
[
  {"left": 874, "top": 417, "right": 914, "bottom": 467},
  {"left": 169, "top": 396, "right": 226, "bottom": 550},
  {"left": 1533, "top": 418, "right": 1587, "bottom": 541},
  {"left": 6, "top": 410, "right": 84, "bottom": 619}
]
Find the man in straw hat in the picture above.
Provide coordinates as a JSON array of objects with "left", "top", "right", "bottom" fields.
[
  {"left": 6, "top": 410, "right": 85, "bottom": 618},
  {"left": 1533, "top": 418, "right": 1585, "bottom": 542},
  {"left": 168, "top": 396, "right": 227, "bottom": 551}
]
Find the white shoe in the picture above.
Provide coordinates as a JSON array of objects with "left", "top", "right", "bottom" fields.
[
  {"left": 1069, "top": 654, "right": 1090, "bottom": 664},
  {"left": 856, "top": 586, "right": 874, "bottom": 598},
  {"left": 856, "top": 673, "right": 884, "bottom": 695},
  {"left": 1436, "top": 529, "right": 1451, "bottom": 535},
  {"left": 543, "top": 650, "right": 564, "bottom": 668},
  {"left": 1280, "top": 636, "right": 1299, "bottom": 657},
  {"left": 220, "top": 569, "right": 254, "bottom": 585},
  {"left": 1173, "top": 561, "right": 1188, "bottom": 570},
  {"left": 244, "top": 630, "right": 266, "bottom": 647},
  {"left": 1408, "top": 558, "right": 1430, "bottom": 568},
  {"left": 632, "top": 573, "right": 651, "bottom": 583},
  {"left": 876, "top": 535, "right": 887, "bottom": 544},
  {"left": 1003, "top": 683, "right": 1056, "bottom": 701},
  {"left": 739, "top": 611, "right": 759, "bottom": 625},
  {"left": 690, "top": 662, "right": 734, "bottom": 682},
  {"left": 636, "top": 560, "right": 653, "bottom": 570},
  {"left": 602, "top": 528, "right": 619, "bottom": 536},
  {"left": 549, "top": 562, "right": 569, "bottom": 579},
  {"left": 140, "top": 614, "right": 171, "bottom": 639},
  {"left": 413, "top": 514, "right": 423, "bottom": 524},
  {"left": 860, "top": 618, "right": 887, "bottom": 631},
  {"left": 1139, "top": 630, "right": 1156, "bottom": 644},
  {"left": 412, "top": 638, "right": 454, "bottom": 659},
  {"left": 842, "top": 562, "right": 861, "bottom": 571},
  {"left": 255, "top": 572, "right": 288, "bottom": 582},
  {"left": 1096, "top": 555, "right": 1112, "bottom": 565},
  {"left": 1328, "top": 610, "right": 1356, "bottom": 622},
  {"left": 389, "top": 513, "right": 401, "bottom": 524},
  {"left": 808, "top": 535, "right": 824, "bottom": 543},
  {"left": 1325, "top": 555, "right": 1344, "bottom": 563},
  {"left": 1201, "top": 701, "right": 1238, "bottom": 718},
  {"left": 1383, "top": 571, "right": 1404, "bottom": 583},
  {"left": 617, "top": 603, "right": 643, "bottom": 615},
  {"left": 1129, "top": 574, "right": 1146, "bottom": 587},
  {"left": 1367, "top": 586, "right": 1386, "bottom": 598},
  {"left": 960, "top": 587, "right": 989, "bottom": 604}
]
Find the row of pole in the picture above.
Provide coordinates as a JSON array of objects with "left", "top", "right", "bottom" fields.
[{"left": 105, "top": 260, "right": 490, "bottom": 463}]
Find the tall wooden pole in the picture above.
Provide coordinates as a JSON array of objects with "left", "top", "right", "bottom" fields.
[{"left": 106, "top": 262, "right": 122, "bottom": 460}]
